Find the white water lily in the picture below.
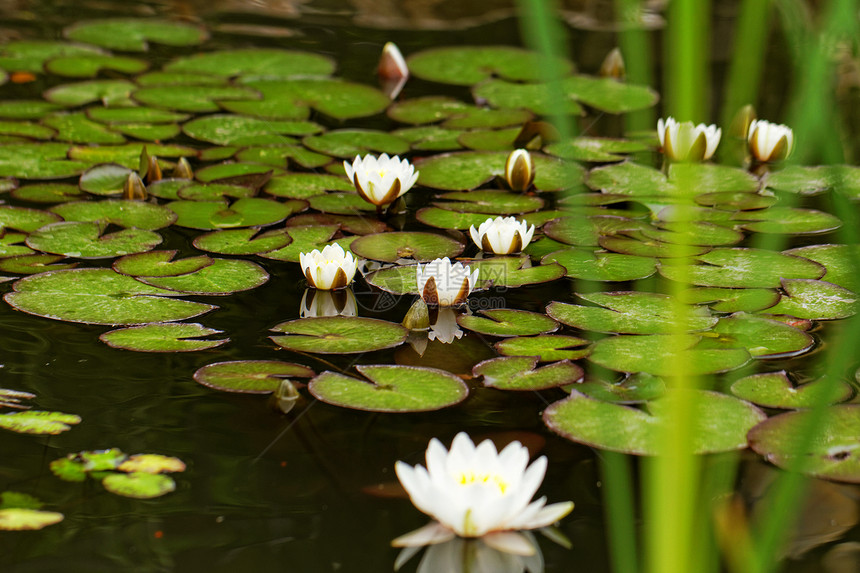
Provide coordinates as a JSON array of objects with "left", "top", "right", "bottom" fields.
[
  {"left": 469, "top": 216, "right": 535, "bottom": 255},
  {"left": 393, "top": 433, "right": 574, "bottom": 548},
  {"left": 343, "top": 153, "right": 419, "bottom": 207},
  {"left": 505, "top": 149, "right": 535, "bottom": 191},
  {"left": 748, "top": 119, "right": 794, "bottom": 162},
  {"left": 416, "top": 258, "right": 478, "bottom": 307},
  {"left": 299, "top": 244, "right": 358, "bottom": 290},
  {"left": 657, "top": 117, "right": 721, "bottom": 162},
  {"left": 299, "top": 288, "right": 357, "bottom": 318}
]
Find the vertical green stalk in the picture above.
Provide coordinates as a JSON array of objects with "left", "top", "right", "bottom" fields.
[
  {"left": 614, "top": 0, "right": 656, "bottom": 135},
  {"left": 600, "top": 451, "right": 639, "bottom": 573},
  {"left": 664, "top": 0, "right": 710, "bottom": 120}
]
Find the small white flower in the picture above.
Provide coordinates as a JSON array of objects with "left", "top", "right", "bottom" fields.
[
  {"left": 393, "top": 433, "right": 574, "bottom": 547},
  {"left": 299, "top": 288, "right": 357, "bottom": 318},
  {"left": 469, "top": 216, "right": 535, "bottom": 255},
  {"left": 416, "top": 258, "right": 478, "bottom": 307},
  {"left": 343, "top": 153, "right": 419, "bottom": 207},
  {"left": 299, "top": 244, "right": 358, "bottom": 290},
  {"left": 505, "top": 149, "right": 535, "bottom": 192},
  {"left": 748, "top": 119, "right": 794, "bottom": 162},
  {"left": 657, "top": 117, "right": 721, "bottom": 162}
]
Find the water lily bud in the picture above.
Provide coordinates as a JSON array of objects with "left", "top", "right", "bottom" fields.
[
  {"left": 657, "top": 117, "right": 721, "bottom": 162},
  {"left": 378, "top": 42, "right": 409, "bottom": 81},
  {"left": 505, "top": 149, "right": 535, "bottom": 191},
  {"left": 402, "top": 298, "right": 430, "bottom": 330},
  {"left": 748, "top": 119, "right": 794, "bottom": 162},
  {"left": 599, "top": 47, "right": 625, "bottom": 80},
  {"left": 172, "top": 157, "right": 193, "bottom": 180},
  {"left": 268, "top": 379, "right": 299, "bottom": 414},
  {"left": 122, "top": 172, "right": 147, "bottom": 201},
  {"left": 416, "top": 257, "right": 478, "bottom": 307},
  {"left": 343, "top": 153, "right": 419, "bottom": 207},
  {"left": 469, "top": 216, "right": 535, "bottom": 255},
  {"left": 299, "top": 244, "right": 358, "bottom": 290}
]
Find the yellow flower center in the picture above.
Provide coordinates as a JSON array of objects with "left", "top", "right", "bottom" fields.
[
  {"left": 456, "top": 471, "right": 509, "bottom": 494},
  {"left": 377, "top": 169, "right": 387, "bottom": 178}
]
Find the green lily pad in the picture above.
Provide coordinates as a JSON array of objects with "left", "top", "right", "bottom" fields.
[
  {"left": 468, "top": 255, "right": 567, "bottom": 288},
  {"left": 113, "top": 250, "right": 213, "bottom": 277},
  {"left": 543, "top": 215, "right": 640, "bottom": 247},
  {"left": 547, "top": 291, "right": 717, "bottom": 334},
  {"left": 12, "top": 183, "right": 87, "bottom": 203},
  {"left": 687, "top": 287, "right": 780, "bottom": 313},
  {"left": 407, "top": 46, "right": 573, "bottom": 85},
  {"left": 695, "top": 191, "right": 777, "bottom": 210},
  {"left": 264, "top": 173, "right": 353, "bottom": 200},
  {"left": 135, "top": 258, "right": 268, "bottom": 295},
  {"left": 5, "top": 268, "right": 216, "bottom": 325},
  {"left": 176, "top": 183, "right": 255, "bottom": 201},
  {"left": 544, "top": 389, "right": 766, "bottom": 455},
  {"left": 494, "top": 334, "right": 590, "bottom": 362},
  {"left": 748, "top": 405, "right": 860, "bottom": 483},
  {"left": 101, "top": 472, "right": 175, "bottom": 499},
  {"left": 110, "top": 122, "right": 181, "bottom": 141},
  {"left": 474, "top": 75, "right": 658, "bottom": 115},
  {"left": 0, "top": 232, "right": 35, "bottom": 258},
  {"left": 306, "top": 192, "right": 376, "bottom": 215},
  {"left": 576, "top": 373, "right": 666, "bottom": 404},
  {"left": 118, "top": 454, "right": 186, "bottom": 474},
  {"left": 0, "top": 491, "right": 43, "bottom": 510},
  {"left": 546, "top": 137, "right": 650, "bottom": 162},
  {"left": 68, "top": 143, "right": 195, "bottom": 170},
  {"left": 350, "top": 232, "right": 463, "bottom": 263},
  {"left": 303, "top": 129, "right": 410, "bottom": 158},
  {"left": 783, "top": 244, "right": 860, "bottom": 291},
  {"left": 696, "top": 313, "right": 814, "bottom": 358},
  {"left": 456, "top": 127, "right": 522, "bottom": 151},
  {"left": 0, "top": 101, "right": 63, "bottom": 120},
  {"left": 100, "top": 322, "right": 227, "bottom": 352},
  {"left": 26, "top": 221, "right": 162, "bottom": 259},
  {"left": 50, "top": 200, "right": 177, "bottom": 230},
  {"left": 223, "top": 78, "right": 388, "bottom": 120},
  {"left": 0, "top": 410, "right": 81, "bottom": 434},
  {"left": 86, "top": 107, "right": 189, "bottom": 124},
  {"left": 257, "top": 225, "right": 339, "bottom": 263},
  {"left": 730, "top": 371, "right": 853, "bottom": 409},
  {"left": 543, "top": 248, "right": 658, "bottom": 281},
  {"left": 0, "top": 143, "right": 88, "bottom": 178},
  {"left": 64, "top": 18, "right": 208, "bottom": 51},
  {"left": 765, "top": 165, "right": 860, "bottom": 197},
  {"left": 598, "top": 234, "right": 710, "bottom": 259},
  {"left": 287, "top": 213, "right": 387, "bottom": 236},
  {"left": 0, "top": 40, "right": 103, "bottom": 73},
  {"left": 393, "top": 125, "right": 465, "bottom": 152},
  {"left": 183, "top": 114, "right": 321, "bottom": 145},
  {"left": 765, "top": 279, "right": 858, "bottom": 319},
  {"left": 0, "top": 205, "right": 62, "bottom": 232},
  {"left": 415, "top": 207, "right": 500, "bottom": 230},
  {"left": 457, "top": 308, "right": 558, "bottom": 337},
  {"left": 734, "top": 207, "right": 842, "bottom": 235},
  {"left": 308, "top": 364, "right": 467, "bottom": 412},
  {"left": 270, "top": 316, "right": 407, "bottom": 354},
  {"left": 145, "top": 179, "right": 187, "bottom": 201},
  {"left": 658, "top": 248, "right": 826, "bottom": 288},
  {"left": 44, "top": 79, "right": 135, "bottom": 106},
  {"left": 192, "top": 227, "right": 291, "bottom": 255},
  {"left": 639, "top": 221, "right": 744, "bottom": 247},
  {"left": 0, "top": 509, "right": 63, "bottom": 530},
  {"left": 164, "top": 48, "right": 335, "bottom": 78},
  {"left": 50, "top": 449, "right": 126, "bottom": 482},
  {"left": 589, "top": 334, "right": 750, "bottom": 375},
  {"left": 45, "top": 53, "right": 149, "bottom": 77},
  {"left": 167, "top": 198, "right": 298, "bottom": 230},
  {"left": 236, "top": 145, "right": 330, "bottom": 169},
  {"left": 0, "top": 120, "right": 55, "bottom": 139},
  {"left": 473, "top": 356, "right": 583, "bottom": 390},
  {"left": 195, "top": 163, "right": 282, "bottom": 183},
  {"left": 433, "top": 190, "right": 543, "bottom": 215},
  {"left": 78, "top": 164, "right": 132, "bottom": 196},
  {"left": 193, "top": 360, "right": 315, "bottom": 394},
  {"left": 388, "top": 96, "right": 532, "bottom": 128},
  {"left": 0, "top": 254, "right": 78, "bottom": 274},
  {"left": 132, "top": 84, "right": 261, "bottom": 113},
  {"left": 42, "top": 112, "right": 125, "bottom": 144}
]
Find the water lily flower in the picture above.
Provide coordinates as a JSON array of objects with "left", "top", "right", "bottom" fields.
[
  {"left": 393, "top": 433, "right": 574, "bottom": 550},
  {"left": 299, "top": 244, "right": 358, "bottom": 290},
  {"left": 343, "top": 153, "right": 419, "bottom": 208},
  {"left": 657, "top": 117, "right": 721, "bottom": 162},
  {"left": 505, "top": 149, "right": 535, "bottom": 191},
  {"left": 470, "top": 216, "right": 535, "bottom": 255},
  {"left": 416, "top": 258, "right": 478, "bottom": 307},
  {"left": 748, "top": 119, "right": 794, "bottom": 162},
  {"left": 300, "top": 288, "right": 357, "bottom": 318},
  {"left": 378, "top": 42, "right": 409, "bottom": 100}
]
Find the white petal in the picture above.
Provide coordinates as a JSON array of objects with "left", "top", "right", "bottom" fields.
[
  {"left": 512, "top": 501, "right": 575, "bottom": 530},
  {"left": 483, "top": 531, "right": 537, "bottom": 556},
  {"left": 391, "top": 521, "right": 456, "bottom": 547}
]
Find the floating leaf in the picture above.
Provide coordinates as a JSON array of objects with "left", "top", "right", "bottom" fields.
[
  {"left": 350, "top": 232, "right": 463, "bottom": 263},
  {"left": 168, "top": 198, "right": 298, "bottom": 230},
  {"left": 733, "top": 207, "right": 842, "bottom": 235},
  {"left": 5, "top": 268, "right": 216, "bottom": 325},
  {"left": 44, "top": 79, "right": 135, "bottom": 106},
  {"left": 433, "top": 190, "right": 543, "bottom": 215},
  {"left": 265, "top": 173, "right": 353, "bottom": 200},
  {"left": 118, "top": 454, "right": 186, "bottom": 474},
  {"left": 457, "top": 309, "right": 558, "bottom": 337},
  {"left": 546, "top": 137, "right": 649, "bottom": 162},
  {"left": 494, "top": 334, "right": 590, "bottom": 362},
  {"left": 0, "top": 254, "right": 78, "bottom": 274},
  {"left": 194, "top": 360, "right": 314, "bottom": 394},
  {"left": 388, "top": 96, "right": 532, "bottom": 129},
  {"left": 0, "top": 120, "right": 54, "bottom": 139},
  {"left": 11, "top": 183, "right": 83, "bottom": 203},
  {"left": 308, "top": 365, "right": 468, "bottom": 412},
  {"left": 0, "top": 509, "right": 63, "bottom": 530},
  {"left": 0, "top": 491, "right": 42, "bottom": 510},
  {"left": 135, "top": 258, "right": 268, "bottom": 295},
  {"left": 100, "top": 323, "right": 228, "bottom": 352},
  {"left": 748, "top": 405, "right": 860, "bottom": 483},
  {"left": 407, "top": 46, "right": 573, "bottom": 85},
  {"left": 416, "top": 150, "right": 582, "bottom": 191},
  {"left": 544, "top": 389, "right": 766, "bottom": 455},
  {"left": 0, "top": 143, "right": 88, "bottom": 178},
  {"left": 783, "top": 244, "right": 860, "bottom": 291},
  {"left": 113, "top": 251, "right": 213, "bottom": 278},
  {"left": 576, "top": 373, "right": 666, "bottom": 404},
  {"left": 473, "top": 356, "right": 583, "bottom": 390},
  {"left": 86, "top": 107, "right": 189, "bottom": 124},
  {"left": 687, "top": 287, "right": 780, "bottom": 313},
  {"left": 0, "top": 410, "right": 81, "bottom": 434},
  {"left": 270, "top": 316, "right": 407, "bottom": 354},
  {"left": 183, "top": 114, "right": 321, "bottom": 145},
  {"left": 26, "top": 221, "right": 162, "bottom": 259},
  {"left": 658, "top": 248, "right": 825, "bottom": 288},
  {"left": 0, "top": 205, "right": 62, "bottom": 232},
  {"left": 589, "top": 334, "right": 750, "bottom": 376},
  {"left": 258, "top": 225, "right": 338, "bottom": 263},
  {"left": 306, "top": 192, "right": 375, "bottom": 215},
  {"left": 696, "top": 313, "right": 814, "bottom": 358},
  {"left": 303, "top": 129, "right": 410, "bottom": 158},
  {"left": 64, "top": 18, "right": 208, "bottom": 51},
  {"left": 192, "top": 228, "right": 291, "bottom": 256},
  {"left": 51, "top": 200, "right": 177, "bottom": 230},
  {"left": 469, "top": 255, "right": 566, "bottom": 288},
  {"left": 102, "top": 472, "right": 175, "bottom": 499},
  {"left": 45, "top": 53, "right": 148, "bottom": 77},
  {"left": 132, "top": 84, "right": 261, "bottom": 113},
  {"left": 765, "top": 279, "right": 858, "bottom": 319},
  {"left": 287, "top": 213, "right": 388, "bottom": 235},
  {"left": 0, "top": 40, "right": 103, "bottom": 73},
  {"left": 69, "top": 143, "right": 195, "bottom": 170},
  {"left": 415, "top": 207, "right": 499, "bottom": 230},
  {"left": 543, "top": 248, "right": 658, "bottom": 281},
  {"left": 730, "top": 371, "right": 853, "bottom": 409},
  {"left": 765, "top": 165, "right": 860, "bottom": 197},
  {"left": 164, "top": 48, "right": 335, "bottom": 78}
]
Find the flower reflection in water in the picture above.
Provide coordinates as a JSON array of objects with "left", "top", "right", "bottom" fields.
[
  {"left": 394, "top": 532, "right": 544, "bottom": 573},
  {"left": 299, "top": 288, "right": 357, "bottom": 318}
]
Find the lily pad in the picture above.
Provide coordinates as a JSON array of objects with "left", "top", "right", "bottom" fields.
[
  {"left": 748, "top": 405, "right": 860, "bottom": 483},
  {"left": 576, "top": 373, "right": 666, "bottom": 404},
  {"left": 494, "top": 334, "right": 590, "bottom": 362},
  {"left": 308, "top": 364, "right": 468, "bottom": 412},
  {"left": 473, "top": 356, "right": 583, "bottom": 390},
  {"left": 118, "top": 454, "right": 186, "bottom": 474},
  {"left": 733, "top": 207, "right": 842, "bottom": 235},
  {"left": 543, "top": 248, "right": 658, "bottom": 281},
  {"left": 388, "top": 96, "right": 532, "bottom": 129},
  {"left": 0, "top": 410, "right": 81, "bottom": 434},
  {"left": 687, "top": 287, "right": 780, "bottom": 313},
  {"left": 696, "top": 313, "right": 814, "bottom": 358},
  {"left": 0, "top": 509, "right": 63, "bottom": 530},
  {"left": 0, "top": 254, "right": 78, "bottom": 274},
  {"left": 765, "top": 279, "right": 857, "bottom": 320},
  {"left": 433, "top": 190, "right": 543, "bottom": 215},
  {"left": 100, "top": 323, "right": 227, "bottom": 352},
  {"left": 287, "top": 213, "right": 388, "bottom": 235},
  {"left": 50, "top": 200, "right": 177, "bottom": 230},
  {"left": 101, "top": 472, "right": 175, "bottom": 499},
  {"left": 78, "top": 164, "right": 132, "bottom": 196},
  {"left": 183, "top": 114, "right": 321, "bottom": 145},
  {"left": 765, "top": 165, "right": 860, "bottom": 197},
  {"left": 547, "top": 291, "right": 717, "bottom": 334},
  {"left": 350, "top": 232, "right": 463, "bottom": 263},
  {"left": 236, "top": 145, "right": 330, "bottom": 169},
  {"left": 544, "top": 389, "right": 766, "bottom": 455},
  {"left": 546, "top": 137, "right": 649, "bottom": 162},
  {"left": 164, "top": 48, "right": 335, "bottom": 78},
  {"left": 457, "top": 309, "right": 558, "bottom": 337},
  {"left": 415, "top": 207, "right": 499, "bottom": 230},
  {"left": 12, "top": 183, "right": 87, "bottom": 203},
  {"left": 416, "top": 151, "right": 583, "bottom": 191},
  {"left": 4, "top": 268, "right": 216, "bottom": 325},
  {"left": 42, "top": 112, "right": 125, "bottom": 144},
  {"left": 68, "top": 143, "right": 195, "bottom": 170},
  {"left": 167, "top": 198, "right": 298, "bottom": 230},
  {"left": 0, "top": 120, "right": 54, "bottom": 139},
  {"left": 264, "top": 173, "right": 353, "bottom": 200},
  {"left": 730, "top": 371, "right": 853, "bottom": 409},
  {"left": 306, "top": 192, "right": 375, "bottom": 215},
  {"left": 258, "top": 225, "right": 339, "bottom": 263},
  {"left": 26, "top": 221, "right": 162, "bottom": 259},
  {"left": 658, "top": 248, "right": 825, "bottom": 288},
  {"left": 132, "top": 84, "right": 261, "bottom": 113},
  {"left": 0, "top": 143, "right": 88, "bottom": 178},
  {"left": 270, "top": 316, "right": 407, "bottom": 354},
  {"left": 86, "top": 107, "right": 189, "bottom": 124},
  {"left": 0, "top": 40, "right": 103, "bottom": 73},
  {"left": 45, "top": 53, "right": 149, "bottom": 77},
  {"left": 64, "top": 19, "right": 208, "bottom": 51},
  {"left": 193, "top": 360, "right": 314, "bottom": 394},
  {"left": 407, "top": 46, "right": 573, "bottom": 85},
  {"left": 192, "top": 227, "right": 291, "bottom": 256},
  {"left": 783, "top": 244, "right": 860, "bottom": 291},
  {"left": 135, "top": 258, "right": 269, "bottom": 295},
  {"left": 302, "top": 129, "right": 410, "bottom": 158},
  {"left": 44, "top": 79, "right": 135, "bottom": 106},
  {"left": 0, "top": 205, "right": 62, "bottom": 232}
]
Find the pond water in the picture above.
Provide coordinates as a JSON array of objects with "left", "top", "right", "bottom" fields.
[{"left": 1, "top": 1, "right": 859, "bottom": 572}]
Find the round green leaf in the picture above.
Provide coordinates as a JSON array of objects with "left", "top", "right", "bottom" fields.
[
  {"left": 265, "top": 173, "right": 353, "bottom": 200},
  {"left": 257, "top": 225, "right": 339, "bottom": 263},
  {"left": 0, "top": 40, "right": 103, "bottom": 73},
  {"left": 734, "top": 207, "right": 842, "bottom": 235},
  {"left": 100, "top": 322, "right": 227, "bottom": 352},
  {"left": 135, "top": 258, "right": 269, "bottom": 295},
  {"left": 86, "top": 107, "right": 189, "bottom": 124},
  {"left": 44, "top": 79, "right": 135, "bottom": 106},
  {"left": 113, "top": 250, "right": 213, "bottom": 277},
  {"left": 303, "top": 129, "right": 410, "bottom": 158},
  {"left": 68, "top": 143, "right": 195, "bottom": 169},
  {"left": 306, "top": 192, "right": 375, "bottom": 215},
  {"left": 765, "top": 279, "right": 858, "bottom": 319},
  {"left": 589, "top": 334, "right": 750, "bottom": 376},
  {"left": 0, "top": 410, "right": 81, "bottom": 435},
  {"left": 270, "top": 317, "right": 407, "bottom": 354},
  {"left": 26, "top": 221, "right": 162, "bottom": 259},
  {"left": 658, "top": 248, "right": 826, "bottom": 288},
  {"left": 78, "top": 164, "right": 131, "bottom": 196},
  {"left": 164, "top": 49, "right": 335, "bottom": 78},
  {"left": 167, "top": 198, "right": 298, "bottom": 230},
  {"left": 765, "top": 165, "right": 860, "bottom": 197},
  {"left": 546, "top": 137, "right": 649, "bottom": 162},
  {"left": 543, "top": 248, "right": 658, "bottom": 281},
  {"left": 576, "top": 373, "right": 666, "bottom": 404},
  {"left": 0, "top": 509, "right": 63, "bottom": 530},
  {"left": 408, "top": 46, "right": 573, "bottom": 85},
  {"left": 0, "top": 254, "right": 78, "bottom": 275},
  {"left": 193, "top": 360, "right": 315, "bottom": 394},
  {"left": 783, "top": 244, "right": 860, "bottom": 291},
  {"left": 433, "top": 190, "right": 543, "bottom": 215},
  {"left": 457, "top": 308, "right": 558, "bottom": 337},
  {"left": 50, "top": 200, "right": 177, "bottom": 230},
  {"left": 132, "top": 84, "right": 261, "bottom": 113},
  {"left": 12, "top": 183, "right": 87, "bottom": 203},
  {"left": 102, "top": 472, "right": 175, "bottom": 499},
  {"left": 687, "top": 287, "right": 780, "bottom": 313},
  {"left": 473, "top": 356, "right": 583, "bottom": 390},
  {"left": 696, "top": 313, "right": 814, "bottom": 358},
  {"left": 0, "top": 143, "right": 88, "bottom": 178},
  {"left": 45, "top": 53, "right": 148, "bottom": 77},
  {"left": 494, "top": 334, "right": 590, "bottom": 362},
  {"left": 350, "top": 232, "right": 463, "bottom": 263},
  {"left": 183, "top": 114, "right": 320, "bottom": 145},
  {"left": 0, "top": 205, "right": 62, "bottom": 232},
  {"left": 730, "top": 371, "right": 853, "bottom": 409},
  {"left": 415, "top": 207, "right": 500, "bottom": 230},
  {"left": 308, "top": 364, "right": 468, "bottom": 412},
  {"left": 192, "top": 227, "right": 291, "bottom": 255},
  {"left": 64, "top": 18, "right": 208, "bottom": 51}
]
